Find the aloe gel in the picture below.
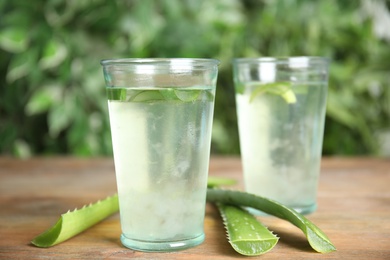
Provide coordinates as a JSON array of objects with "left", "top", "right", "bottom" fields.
[
  {"left": 107, "top": 88, "right": 214, "bottom": 249},
  {"left": 236, "top": 81, "right": 327, "bottom": 213}
]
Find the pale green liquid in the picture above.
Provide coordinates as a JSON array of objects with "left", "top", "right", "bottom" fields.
[
  {"left": 236, "top": 82, "right": 327, "bottom": 214},
  {"left": 108, "top": 87, "right": 214, "bottom": 251}
]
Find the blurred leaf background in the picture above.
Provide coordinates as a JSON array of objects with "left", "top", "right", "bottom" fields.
[{"left": 0, "top": 0, "right": 389, "bottom": 158}]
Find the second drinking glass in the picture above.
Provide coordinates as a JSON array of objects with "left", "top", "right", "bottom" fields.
[{"left": 233, "top": 57, "right": 329, "bottom": 214}]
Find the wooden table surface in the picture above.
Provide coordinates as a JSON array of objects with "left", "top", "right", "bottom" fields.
[{"left": 0, "top": 156, "right": 389, "bottom": 259}]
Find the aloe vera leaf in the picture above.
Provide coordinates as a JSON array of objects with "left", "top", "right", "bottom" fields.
[
  {"left": 206, "top": 189, "right": 336, "bottom": 253},
  {"left": 217, "top": 203, "right": 279, "bottom": 256},
  {"left": 210, "top": 178, "right": 278, "bottom": 256},
  {"left": 31, "top": 194, "right": 119, "bottom": 247},
  {"left": 207, "top": 176, "right": 237, "bottom": 188},
  {"left": 249, "top": 82, "right": 297, "bottom": 104}
]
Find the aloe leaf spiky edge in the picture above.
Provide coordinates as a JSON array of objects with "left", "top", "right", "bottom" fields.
[
  {"left": 31, "top": 194, "right": 119, "bottom": 247},
  {"left": 217, "top": 203, "right": 279, "bottom": 256},
  {"left": 206, "top": 189, "right": 336, "bottom": 253}
]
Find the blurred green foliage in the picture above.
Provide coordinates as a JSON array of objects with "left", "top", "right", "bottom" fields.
[{"left": 1, "top": 0, "right": 389, "bottom": 157}]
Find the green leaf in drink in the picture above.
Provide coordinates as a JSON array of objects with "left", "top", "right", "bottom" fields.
[
  {"left": 173, "top": 89, "right": 201, "bottom": 102},
  {"left": 159, "top": 88, "right": 177, "bottom": 100},
  {"left": 106, "top": 88, "right": 127, "bottom": 101},
  {"left": 130, "top": 90, "right": 166, "bottom": 102},
  {"left": 107, "top": 87, "right": 214, "bottom": 103},
  {"left": 249, "top": 82, "right": 297, "bottom": 104}
]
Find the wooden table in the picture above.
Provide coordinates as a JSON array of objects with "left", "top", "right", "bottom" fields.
[{"left": 0, "top": 157, "right": 389, "bottom": 259}]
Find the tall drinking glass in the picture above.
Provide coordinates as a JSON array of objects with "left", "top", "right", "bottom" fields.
[
  {"left": 101, "top": 58, "right": 219, "bottom": 251},
  {"left": 233, "top": 57, "right": 329, "bottom": 214}
]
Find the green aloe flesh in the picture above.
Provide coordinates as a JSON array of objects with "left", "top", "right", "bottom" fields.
[
  {"left": 106, "top": 87, "right": 214, "bottom": 102},
  {"left": 210, "top": 178, "right": 279, "bottom": 255},
  {"left": 31, "top": 194, "right": 119, "bottom": 247},
  {"left": 217, "top": 203, "right": 278, "bottom": 256},
  {"left": 206, "top": 189, "right": 336, "bottom": 254}
]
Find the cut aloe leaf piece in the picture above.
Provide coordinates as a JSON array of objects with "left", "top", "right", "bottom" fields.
[
  {"left": 30, "top": 178, "right": 230, "bottom": 248},
  {"left": 161, "top": 89, "right": 213, "bottom": 102},
  {"left": 130, "top": 90, "right": 166, "bottom": 102},
  {"left": 107, "top": 88, "right": 213, "bottom": 103},
  {"left": 173, "top": 89, "right": 201, "bottom": 102},
  {"left": 217, "top": 203, "right": 279, "bottom": 256},
  {"left": 207, "top": 176, "right": 237, "bottom": 188},
  {"left": 206, "top": 189, "right": 336, "bottom": 253},
  {"left": 106, "top": 88, "right": 127, "bottom": 101},
  {"left": 159, "top": 88, "right": 177, "bottom": 100},
  {"left": 31, "top": 194, "right": 119, "bottom": 247},
  {"left": 249, "top": 82, "right": 297, "bottom": 104}
]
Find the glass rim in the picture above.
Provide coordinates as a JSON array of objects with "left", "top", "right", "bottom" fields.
[
  {"left": 233, "top": 56, "right": 329, "bottom": 65},
  {"left": 100, "top": 58, "right": 220, "bottom": 67}
]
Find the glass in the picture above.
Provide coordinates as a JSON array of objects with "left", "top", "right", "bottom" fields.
[
  {"left": 101, "top": 58, "right": 219, "bottom": 251},
  {"left": 233, "top": 57, "right": 329, "bottom": 214}
]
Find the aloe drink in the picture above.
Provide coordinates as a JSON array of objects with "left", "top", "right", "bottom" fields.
[
  {"left": 233, "top": 57, "right": 329, "bottom": 215},
  {"left": 235, "top": 81, "right": 328, "bottom": 214},
  {"left": 107, "top": 87, "right": 215, "bottom": 250},
  {"left": 101, "top": 58, "right": 219, "bottom": 251}
]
